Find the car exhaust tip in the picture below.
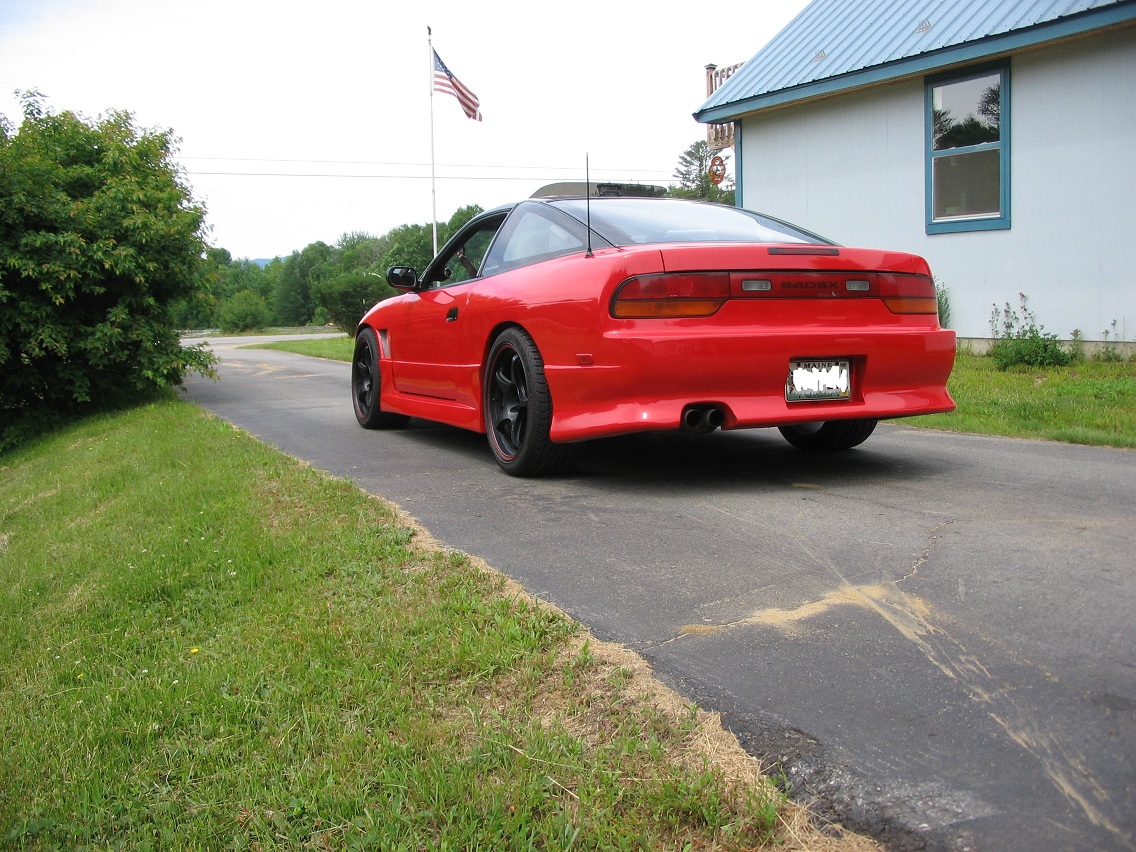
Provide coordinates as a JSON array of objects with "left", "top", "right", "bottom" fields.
[{"left": 682, "top": 405, "right": 725, "bottom": 433}]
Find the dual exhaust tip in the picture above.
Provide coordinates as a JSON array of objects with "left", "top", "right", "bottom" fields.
[{"left": 681, "top": 405, "right": 726, "bottom": 433}]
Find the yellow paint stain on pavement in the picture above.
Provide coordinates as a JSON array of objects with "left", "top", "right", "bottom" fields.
[
  {"left": 731, "top": 581, "right": 1123, "bottom": 839},
  {"left": 679, "top": 623, "right": 720, "bottom": 636},
  {"left": 739, "top": 585, "right": 877, "bottom": 630}
]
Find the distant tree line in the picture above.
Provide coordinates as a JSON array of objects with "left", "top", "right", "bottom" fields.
[{"left": 172, "top": 206, "right": 483, "bottom": 334}]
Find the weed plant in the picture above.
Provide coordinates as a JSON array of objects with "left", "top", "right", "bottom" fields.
[
  {"left": 988, "top": 294, "right": 1074, "bottom": 370},
  {"left": 934, "top": 280, "right": 951, "bottom": 329},
  {"left": 0, "top": 401, "right": 789, "bottom": 850},
  {"left": 1094, "top": 320, "right": 1131, "bottom": 363}
]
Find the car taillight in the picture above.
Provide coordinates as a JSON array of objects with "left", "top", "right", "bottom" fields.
[
  {"left": 878, "top": 273, "right": 938, "bottom": 315},
  {"left": 611, "top": 273, "right": 730, "bottom": 318}
]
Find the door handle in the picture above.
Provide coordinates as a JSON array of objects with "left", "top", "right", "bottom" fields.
[{"left": 446, "top": 307, "right": 459, "bottom": 322}]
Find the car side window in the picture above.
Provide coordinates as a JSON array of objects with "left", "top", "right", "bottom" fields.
[
  {"left": 481, "top": 204, "right": 591, "bottom": 277},
  {"left": 428, "top": 218, "right": 503, "bottom": 288}
]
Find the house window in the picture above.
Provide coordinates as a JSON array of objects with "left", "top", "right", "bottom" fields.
[{"left": 926, "top": 64, "right": 1009, "bottom": 233}]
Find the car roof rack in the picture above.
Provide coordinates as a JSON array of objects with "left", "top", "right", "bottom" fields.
[{"left": 530, "top": 182, "right": 667, "bottom": 199}]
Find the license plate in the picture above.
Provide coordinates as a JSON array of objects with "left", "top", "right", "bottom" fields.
[{"left": 786, "top": 359, "right": 851, "bottom": 401}]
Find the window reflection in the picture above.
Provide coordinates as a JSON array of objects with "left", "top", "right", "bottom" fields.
[{"left": 932, "top": 73, "right": 1000, "bottom": 151}]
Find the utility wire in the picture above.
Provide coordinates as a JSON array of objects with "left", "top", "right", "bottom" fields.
[
  {"left": 185, "top": 171, "right": 672, "bottom": 181},
  {"left": 178, "top": 156, "right": 673, "bottom": 182},
  {"left": 178, "top": 155, "right": 671, "bottom": 175}
]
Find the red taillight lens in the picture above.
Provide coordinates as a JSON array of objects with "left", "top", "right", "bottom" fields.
[
  {"left": 878, "top": 273, "right": 938, "bottom": 315},
  {"left": 611, "top": 273, "right": 730, "bottom": 318}
]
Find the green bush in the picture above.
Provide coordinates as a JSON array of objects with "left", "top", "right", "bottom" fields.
[
  {"left": 0, "top": 92, "right": 215, "bottom": 419},
  {"left": 310, "top": 271, "right": 394, "bottom": 333},
  {"left": 988, "top": 293, "right": 1074, "bottom": 370},
  {"left": 215, "top": 289, "right": 271, "bottom": 333}
]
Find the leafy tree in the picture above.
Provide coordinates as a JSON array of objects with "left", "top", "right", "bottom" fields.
[
  {"left": 335, "top": 230, "right": 385, "bottom": 271},
  {"left": 308, "top": 209, "right": 485, "bottom": 334},
  {"left": 309, "top": 231, "right": 389, "bottom": 333},
  {"left": 376, "top": 222, "right": 436, "bottom": 277},
  {"left": 667, "top": 140, "right": 734, "bottom": 204},
  {"left": 0, "top": 91, "right": 215, "bottom": 431},
  {"left": 444, "top": 204, "right": 483, "bottom": 236},
  {"left": 375, "top": 205, "right": 484, "bottom": 278},
  {"left": 171, "top": 246, "right": 229, "bottom": 329},
  {"left": 273, "top": 241, "right": 332, "bottom": 326},
  {"left": 170, "top": 252, "right": 275, "bottom": 331}
]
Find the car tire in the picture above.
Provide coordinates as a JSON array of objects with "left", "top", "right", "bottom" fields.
[
  {"left": 352, "top": 327, "right": 410, "bottom": 429},
  {"left": 778, "top": 418, "right": 878, "bottom": 451},
  {"left": 484, "top": 327, "right": 575, "bottom": 476}
]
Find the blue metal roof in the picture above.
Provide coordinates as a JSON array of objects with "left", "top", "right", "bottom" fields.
[{"left": 696, "top": 0, "right": 1136, "bottom": 123}]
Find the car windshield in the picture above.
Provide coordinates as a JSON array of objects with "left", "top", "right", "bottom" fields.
[{"left": 551, "top": 198, "right": 833, "bottom": 246}]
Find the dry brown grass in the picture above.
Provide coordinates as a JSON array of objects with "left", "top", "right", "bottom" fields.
[{"left": 392, "top": 500, "right": 880, "bottom": 852}]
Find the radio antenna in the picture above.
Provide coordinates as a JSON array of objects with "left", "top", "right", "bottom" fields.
[{"left": 585, "top": 153, "right": 594, "bottom": 258}]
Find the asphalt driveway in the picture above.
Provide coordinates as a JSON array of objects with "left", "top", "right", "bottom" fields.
[{"left": 183, "top": 336, "right": 1136, "bottom": 851}]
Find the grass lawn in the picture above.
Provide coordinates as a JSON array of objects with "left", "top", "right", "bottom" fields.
[
  {"left": 257, "top": 338, "right": 1136, "bottom": 450},
  {"left": 0, "top": 399, "right": 867, "bottom": 850},
  {"left": 5, "top": 337, "right": 1125, "bottom": 848},
  {"left": 903, "top": 352, "right": 1136, "bottom": 448}
]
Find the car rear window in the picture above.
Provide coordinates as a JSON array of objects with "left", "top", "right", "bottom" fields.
[{"left": 552, "top": 198, "right": 833, "bottom": 246}]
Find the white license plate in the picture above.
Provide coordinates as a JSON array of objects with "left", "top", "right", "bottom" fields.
[{"left": 786, "top": 359, "right": 851, "bottom": 401}]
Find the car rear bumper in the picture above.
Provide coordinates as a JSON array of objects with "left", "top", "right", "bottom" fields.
[{"left": 545, "top": 328, "right": 957, "bottom": 442}]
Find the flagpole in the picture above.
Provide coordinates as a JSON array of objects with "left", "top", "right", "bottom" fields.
[{"left": 427, "top": 26, "right": 438, "bottom": 256}]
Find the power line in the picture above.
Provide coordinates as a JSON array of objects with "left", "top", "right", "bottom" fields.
[
  {"left": 185, "top": 171, "right": 673, "bottom": 182},
  {"left": 178, "top": 155, "right": 671, "bottom": 176}
]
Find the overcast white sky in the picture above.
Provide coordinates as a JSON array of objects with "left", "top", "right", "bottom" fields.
[{"left": 0, "top": 0, "right": 809, "bottom": 260}]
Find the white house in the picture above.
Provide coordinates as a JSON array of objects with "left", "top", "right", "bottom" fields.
[{"left": 695, "top": 0, "right": 1136, "bottom": 343}]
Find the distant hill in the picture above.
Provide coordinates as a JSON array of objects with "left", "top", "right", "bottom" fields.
[{"left": 251, "top": 258, "right": 277, "bottom": 268}]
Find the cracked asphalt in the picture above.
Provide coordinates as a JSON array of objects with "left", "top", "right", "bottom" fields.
[{"left": 185, "top": 336, "right": 1135, "bottom": 851}]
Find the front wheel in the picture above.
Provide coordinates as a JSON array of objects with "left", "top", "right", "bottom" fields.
[
  {"left": 484, "top": 328, "right": 575, "bottom": 476},
  {"left": 352, "top": 327, "right": 410, "bottom": 429},
  {"left": 778, "top": 419, "right": 878, "bottom": 451}
]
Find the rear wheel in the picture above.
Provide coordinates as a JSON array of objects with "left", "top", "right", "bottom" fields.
[
  {"left": 778, "top": 418, "right": 877, "bottom": 451},
  {"left": 352, "top": 327, "right": 410, "bottom": 429},
  {"left": 484, "top": 328, "right": 575, "bottom": 476}
]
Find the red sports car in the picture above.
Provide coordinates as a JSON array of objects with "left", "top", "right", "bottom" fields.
[{"left": 352, "top": 186, "right": 955, "bottom": 476}]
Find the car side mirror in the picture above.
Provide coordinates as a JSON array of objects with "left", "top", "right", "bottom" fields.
[{"left": 386, "top": 266, "right": 418, "bottom": 290}]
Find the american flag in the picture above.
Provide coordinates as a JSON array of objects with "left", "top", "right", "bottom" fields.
[{"left": 432, "top": 49, "right": 482, "bottom": 121}]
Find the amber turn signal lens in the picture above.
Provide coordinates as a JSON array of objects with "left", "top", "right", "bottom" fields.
[
  {"left": 882, "top": 297, "right": 940, "bottom": 314},
  {"left": 877, "top": 274, "right": 938, "bottom": 315},
  {"left": 612, "top": 299, "right": 726, "bottom": 318},
  {"left": 612, "top": 273, "right": 730, "bottom": 318}
]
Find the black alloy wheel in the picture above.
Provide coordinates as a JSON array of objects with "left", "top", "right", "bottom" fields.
[
  {"left": 778, "top": 418, "right": 878, "bottom": 451},
  {"left": 484, "top": 328, "right": 574, "bottom": 476},
  {"left": 352, "top": 327, "right": 409, "bottom": 429}
]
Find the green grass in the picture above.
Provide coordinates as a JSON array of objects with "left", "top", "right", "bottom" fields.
[
  {"left": 253, "top": 335, "right": 350, "bottom": 361},
  {"left": 257, "top": 339, "right": 1136, "bottom": 450},
  {"left": 0, "top": 400, "right": 792, "bottom": 850},
  {"left": 903, "top": 352, "right": 1136, "bottom": 448}
]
